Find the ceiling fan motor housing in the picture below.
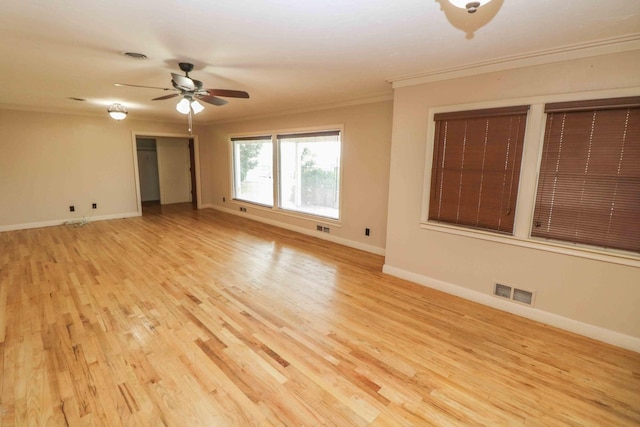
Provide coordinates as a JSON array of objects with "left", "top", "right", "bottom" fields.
[{"left": 179, "top": 62, "right": 194, "bottom": 74}]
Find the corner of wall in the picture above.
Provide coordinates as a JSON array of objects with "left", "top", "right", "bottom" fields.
[
  {"left": 382, "top": 263, "right": 640, "bottom": 353},
  {"left": 0, "top": 212, "right": 141, "bottom": 233},
  {"left": 205, "top": 205, "right": 386, "bottom": 256}
]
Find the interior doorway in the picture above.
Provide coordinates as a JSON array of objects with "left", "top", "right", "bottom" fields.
[{"left": 134, "top": 134, "right": 201, "bottom": 215}]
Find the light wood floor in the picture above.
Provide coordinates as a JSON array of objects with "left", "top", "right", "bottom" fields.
[{"left": 1, "top": 207, "right": 639, "bottom": 426}]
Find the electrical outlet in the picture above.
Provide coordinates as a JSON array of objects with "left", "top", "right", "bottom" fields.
[
  {"left": 223, "top": 197, "right": 226, "bottom": 202},
  {"left": 240, "top": 207, "right": 247, "bottom": 212},
  {"left": 92, "top": 203, "right": 97, "bottom": 209},
  {"left": 323, "top": 226, "right": 330, "bottom": 233},
  {"left": 365, "top": 228, "right": 370, "bottom": 236},
  {"left": 69, "top": 205, "right": 75, "bottom": 212},
  {"left": 316, "top": 225, "right": 323, "bottom": 231}
]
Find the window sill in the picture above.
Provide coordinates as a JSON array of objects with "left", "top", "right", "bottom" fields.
[
  {"left": 232, "top": 198, "right": 273, "bottom": 209},
  {"left": 420, "top": 221, "right": 640, "bottom": 268},
  {"left": 232, "top": 200, "right": 342, "bottom": 226}
]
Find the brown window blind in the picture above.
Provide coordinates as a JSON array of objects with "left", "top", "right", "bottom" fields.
[
  {"left": 429, "top": 105, "right": 529, "bottom": 234},
  {"left": 531, "top": 97, "right": 640, "bottom": 253}
]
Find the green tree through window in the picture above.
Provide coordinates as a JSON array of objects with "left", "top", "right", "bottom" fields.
[
  {"left": 300, "top": 148, "right": 338, "bottom": 209},
  {"left": 232, "top": 137, "right": 273, "bottom": 206},
  {"left": 239, "top": 143, "right": 262, "bottom": 182}
]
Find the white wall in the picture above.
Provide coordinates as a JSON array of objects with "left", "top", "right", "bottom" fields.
[
  {"left": 199, "top": 100, "right": 393, "bottom": 254},
  {"left": 385, "top": 50, "right": 640, "bottom": 349},
  {"left": 156, "top": 137, "right": 192, "bottom": 205},
  {"left": 0, "top": 109, "right": 187, "bottom": 229}
]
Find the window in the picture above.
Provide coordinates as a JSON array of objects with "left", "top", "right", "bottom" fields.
[
  {"left": 532, "top": 97, "right": 640, "bottom": 253},
  {"left": 278, "top": 131, "right": 341, "bottom": 219},
  {"left": 429, "top": 106, "right": 529, "bottom": 234},
  {"left": 232, "top": 136, "right": 273, "bottom": 206},
  {"left": 231, "top": 129, "right": 342, "bottom": 220}
]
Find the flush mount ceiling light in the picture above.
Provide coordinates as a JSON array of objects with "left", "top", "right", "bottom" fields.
[
  {"left": 448, "top": 0, "right": 492, "bottom": 13},
  {"left": 107, "top": 103, "right": 128, "bottom": 120}
]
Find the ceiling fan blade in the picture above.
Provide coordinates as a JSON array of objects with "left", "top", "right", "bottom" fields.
[
  {"left": 171, "top": 73, "right": 195, "bottom": 91},
  {"left": 196, "top": 95, "right": 229, "bottom": 106},
  {"left": 206, "top": 89, "right": 250, "bottom": 99},
  {"left": 115, "top": 83, "right": 172, "bottom": 91},
  {"left": 152, "top": 93, "right": 180, "bottom": 101}
]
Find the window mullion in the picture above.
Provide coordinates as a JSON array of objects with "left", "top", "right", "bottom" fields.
[
  {"left": 513, "top": 103, "right": 545, "bottom": 239},
  {"left": 273, "top": 134, "right": 279, "bottom": 210}
]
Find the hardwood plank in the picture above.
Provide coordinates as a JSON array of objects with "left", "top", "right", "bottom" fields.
[{"left": 1, "top": 207, "right": 639, "bottom": 426}]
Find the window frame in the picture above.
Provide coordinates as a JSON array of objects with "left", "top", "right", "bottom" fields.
[
  {"left": 531, "top": 97, "right": 640, "bottom": 253},
  {"left": 428, "top": 105, "right": 530, "bottom": 235},
  {"left": 229, "top": 126, "right": 344, "bottom": 223},
  {"left": 277, "top": 130, "right": 342, "bottom": 220},
  {"left": 421, "top": 92, "right": 640, "bottom": 268},
  {"left": 231, "top": 135, "right": 275, "bottom": 207}
]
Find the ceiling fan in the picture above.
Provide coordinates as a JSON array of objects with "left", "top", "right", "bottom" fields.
[{"left": 116, "top": 62, "right": 249, "bottom": 131}]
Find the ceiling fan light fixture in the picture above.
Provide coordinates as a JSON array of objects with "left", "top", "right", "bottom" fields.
[
  {"left": 176, "top": 98, "right": 191, "bottom": 114},
  {"left": 447, "top": 0, "right": 492, "bottom": 13},
  {"left": 107, "top": 103, "right": 128, "bottom": 120},
  {"left": 118, "top": 63, "right": 250, "bottom": 132},
  {"left": 191, "top": 100, "right": 205, "bottom": 114}
]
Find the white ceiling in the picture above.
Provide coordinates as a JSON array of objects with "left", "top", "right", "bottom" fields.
[{"left": 1, "top": 0, "right": 639, "bottom": 124}]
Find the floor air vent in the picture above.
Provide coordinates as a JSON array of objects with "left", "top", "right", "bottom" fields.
[{"left": 493, "top": 283, "right": 535, "bottom": 306}]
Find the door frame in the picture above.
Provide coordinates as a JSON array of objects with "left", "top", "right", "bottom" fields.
[
  {"left": 188, "top": 138, "right": 198, "bottom": 209},
  {"left": 131, "top": 131, "right": 202, "bottom": 215}
]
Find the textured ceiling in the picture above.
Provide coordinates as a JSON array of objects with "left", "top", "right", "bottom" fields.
[{"left": 1, "top": 0, "right": 639, "bottom": 124}]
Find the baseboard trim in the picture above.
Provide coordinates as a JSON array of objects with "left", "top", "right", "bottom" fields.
[
  {"left": 382, "top": 264, "right": 640, "bottom": 353},
  {"left": 0, "top": 211, "right": 141, "bottom": 232},
  {"left": 204, "top": 204, "right": 385, "bottom": 256}
]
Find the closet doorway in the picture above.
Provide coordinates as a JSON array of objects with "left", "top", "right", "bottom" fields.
[{"left": 134, "top": 133, "right": 200, "bottom": 215}]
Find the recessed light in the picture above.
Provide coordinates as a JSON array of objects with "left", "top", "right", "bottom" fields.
[
  {"left": 68, "top": 97, "right": 87, "bottom": 101},
  {"left": 123, "top": 52, "right": 148, "bottom": 60}
]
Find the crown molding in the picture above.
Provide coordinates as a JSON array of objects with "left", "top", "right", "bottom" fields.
[
  {"left": 389, "top": 34, "right": 640, "bottom": 89},
  {"left": 208, "top": 92, "right": 393, "bottom": 125},
  {"left": 0, "top": 93, "right": 395, "bottom": 127},
  {"left": 0, "top": 103, "right": 186, "bottom": 125}
]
